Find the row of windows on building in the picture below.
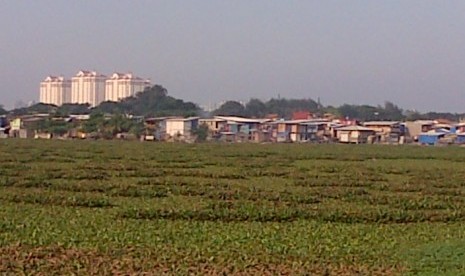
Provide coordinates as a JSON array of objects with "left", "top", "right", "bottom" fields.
[{"left": 39, "top": 71, "right": 151, "bottom": 107}]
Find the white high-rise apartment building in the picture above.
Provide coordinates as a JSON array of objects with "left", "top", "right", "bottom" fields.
[
  {"left": 105, "top": 73, "right": 151, "bottom": 102},
  {"left": 39, "top": 76, "right": 71, "bottom": 106},
  {"left": 71, "top": 70, "right": 107, "bottom": 107}
]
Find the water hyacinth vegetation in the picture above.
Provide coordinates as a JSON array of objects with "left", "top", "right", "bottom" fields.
[{"left": 1, "top": 139, "right": 465, "bottom": 274}]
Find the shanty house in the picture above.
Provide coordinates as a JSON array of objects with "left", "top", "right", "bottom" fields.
[
  {"left": 165, "top": 117, "right": 199, "bottom": 140},
  {"left": 214, "top": 116, "right": 271, "bottom": 142},
  {"left": 363, "top": 121, "right": 401, "bottom": 135},
  {"left": 0, "top": 116, "right": 9, "bottom": 138},
  {"left": 456, "top": 133, "right": 465, "bottom": 144},
  {"left": 144, "top": 117, "right": 172, "bottom": 140},
  {"left": 456, "top": 123, "right": 465, "bottom": 134},
  {"left": 363, "top": 121, "right": 402, "bottom": 143},
  {"left": 273, "top": 119, "right": 329, "bottom": 142},
  {"left": 404, "top": 120, "right": 435, "bottom": 141},
  {"left": 336, "top": 125, "right": 375, "bottom": 144},
  {"left": 418, "top": 132, "right": 447, "bottom": 145},
  {"left": 199, "top": 118, "right": 227, "bottom": 134}
]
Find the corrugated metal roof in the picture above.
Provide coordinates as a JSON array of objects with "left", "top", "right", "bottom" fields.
[
  {"left": 273, "top": 119, "right": 329, "bottom": 125},
  {"left": 419, "top": 132, "right": 446, "bottom": 137},
  {"left": 200, "top": 118, "right": 226, "bottom": 122},
  {"left": 363, "top": 121, "right": 400, "bottom": 126},
  {"left": 214, "top": 116, "right": 270, "bottom": 124},
  {"left": 336, "top": 125, "right": 375, "bottom": 131},
  {"left": 166, "top": 116, "right": 199, "bottom": 122},
  {"left": 413, "top": 120, "right": 435, "bottom": 125}
]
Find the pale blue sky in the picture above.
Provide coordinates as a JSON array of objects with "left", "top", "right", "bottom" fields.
[{"left": 1, "top": 1, "right": 464, "bottom": 112}]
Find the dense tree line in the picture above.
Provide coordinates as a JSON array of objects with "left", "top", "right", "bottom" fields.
[
  {"left": 33, "top": 118, "right": 78, "bottom": 136},
  {"left": 3, "top": 85, "right": 200, "bottom": 137},
  {"left": 212, "top": 98, "right": 319, "bottom": 118},
  {"left": 81, "top": 113, "right": 144, "bottom": 139},
  {"left": 112, "top": 85, "right": 200, "bottom": 117},
  {"left": 211, "top": 99, "right": 405, "bottom": 120},
  {"left": 26, "top": 112, "right": 144, "bottom": 138},
  {"left": 403, "top": 111, "right": 465, "bottom": 122},
  {"left": 92, "top": 85, "right": 200, "bottom": 117},
  {"left": 6, "top": 85, "right": 200, "bottom": 118},
  {"left": 2, "top": 85, "right": 465, "bottom": 121},
  {"left": 212, "top": 99, "right": 465, "bottom": 121},
  {"left": 56, "top": 104, "right": 91, "bottom": 116},
  {"left": 10, "top": 103, "right": 57, "bottom": 116},
  {"left": 334, "top": 101, "right": 404, "bottom": 121}
]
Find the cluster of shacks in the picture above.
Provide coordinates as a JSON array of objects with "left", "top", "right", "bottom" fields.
[{"left": 2, "top": 113, "right": 465, "bottom": 145}]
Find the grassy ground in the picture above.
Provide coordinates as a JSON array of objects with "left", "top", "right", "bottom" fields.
[{"left": 1, "top": 140, "right": 464, "bottom": 275}]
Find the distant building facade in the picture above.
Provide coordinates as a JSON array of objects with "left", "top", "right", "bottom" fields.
[
  {"left": 166, "top": 117, "right": 199, "bottom": 139},
  {"left": 41, "top": 70, "right": 150, "bottom": 107},
  {"left": 39, "top": 76, "right": 71, "bottom": 106},
  {"left": 105, "top": 73, "right": 150, "bottom": 102},
  {"left": 71, "top": 71, "right": 107, "bottom": 107}
]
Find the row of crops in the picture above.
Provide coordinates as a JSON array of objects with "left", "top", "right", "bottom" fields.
[{"left": 1, "top": 140, "right": 465, "bottom": 274}]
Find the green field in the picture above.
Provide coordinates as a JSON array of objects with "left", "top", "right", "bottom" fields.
[{"left": 1, "top": 140, "right": 465, "bottom": 275}]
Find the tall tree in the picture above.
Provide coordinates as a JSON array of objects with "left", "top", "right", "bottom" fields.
[
  {"left": 245, "top": 99, "right": 267, "bottom": 117},
  {"left": 116, "top": 85, "right": 200, "bottom": 117},
  {"left": 212, "top": 101, "right": 246, "bottom": 116},
  {"left": 380, "top": 101, "right": 403, "bottom": 121}
]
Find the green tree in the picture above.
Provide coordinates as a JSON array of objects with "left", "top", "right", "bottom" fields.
[
  {"left": 0, "top": 105, "right": 7, "bottom": 115},
  {"left": 245, "top": 99, "right": 267, "bottom": 117},
  {"left": 264, "top": 98, "right": 319, "bottom": 118},
  {"left": 93, "top": 101, "right": 121, "bottom": 114},
  {"left": 56, "top": 104, "right": 91, "bottom": 116},
  {"left": 29, "top": 118, "right": 75, "bottom": 136},
  {"left": 128, "top": 120, "right": 144, "bottom": 137},
  {"left": 421, "top": 112, "right": 461, "bottom": 121},
  {"left": 338, "top": 104, "right": 380, "bottom": 121},
  {"left": 337, "top": 102, "right": 405, "bottom": 121},
  {"left": 81, "top": 112, "right": 144, "bottom": 138},
  {"left": 212, "top": 101, "right": 246, "bottom": 116},
  {"left": 322, "top": 105, "right": 342, "bottom": 118},
  {"left": 82, "top": 112, "right": 106, "bottom": 134},
  {"left": 379, "top": 101, "right": 404, "bottom": 121},
  {"left": 111, "top": 85, "right": 200, "bottom": 117},
  {"left": 47, "top": 120, "right": 74, "bottom": 136},
  {"left": 192, "top": 123, "right": 210, "bottom": 142},
  {"left": 105, "top": 113, "right": 139, "bottom": 135},
  {"left": 11, "top": 103, "right": 57, "bottom": 116},
  {"left": 338, "top": 104, "right": 361, "bottom": 119}
]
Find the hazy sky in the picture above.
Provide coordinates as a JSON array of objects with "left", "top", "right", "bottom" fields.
[{"left": 1, "top": 1, "right": 465, "bottom": 112}]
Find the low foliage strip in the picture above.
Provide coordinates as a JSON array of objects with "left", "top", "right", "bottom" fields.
[
  {"left": 119, "top": 206, "right": 465, "bottom": 224},
  {"left": 1, "top": 193, "right": 113, "bottom": 208},
  {"left": 0, "top": 245, "right": 403, "bottom": 275}
]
